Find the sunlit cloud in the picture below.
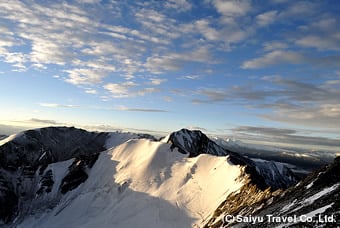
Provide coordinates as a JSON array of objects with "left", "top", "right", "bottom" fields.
[
  {"left": 85, "top": 88, "right": 97, "bottom": 94},
  {"left": 0, "top": 0, "right": 340, "bottom": 145},
  {"left": 165, "top": 0, "right": 192, "bottom": 12},
  {"left": 116, "top": 105, "right": 168, "bottom": 113},
  {"left": 256, "top": 10, "right": 278, "bottom": 27},
  {"left": 241, "top": 50, "right": 304, "bottom": 69},
  {"left": 149, "top": 78, "right": 167, "bottom": 85},
  {"left": 179, "top": 75, "right": 201, "bottom": 80},
  {"left": 39, "top": 103, "right": 80, "bottom": 108},
  {"left": 29, "top": 118, "right": 63, "bottom": 125},
  {"left": 104, "top": 81, "right": 137, "bottom": 98},
  {"left": 232, "top": 125, "right": 340, "bottom": 147},
  {"left": 212, "top": 0, "right": 251, "bottom": 17}
]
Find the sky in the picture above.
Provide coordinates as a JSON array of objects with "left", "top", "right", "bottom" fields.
[{"left": 0, "top": 0, "right": 340, "bottom": 150}]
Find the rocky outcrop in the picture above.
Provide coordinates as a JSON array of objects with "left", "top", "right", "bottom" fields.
[
  {"left": 0, "top": 127, "right": 108, "bottom": 168},
  {"left": 0, "top": 127, "right": 108, "bottom": 224},
  {"left": 204, "top": 182, "right": 282, "bottom": 228},
  {"left": 60, "top": 152, "right": 100, "bottom": 194},
  {"left": 209, "top": 157, "right": 340, "bottom": 227}
]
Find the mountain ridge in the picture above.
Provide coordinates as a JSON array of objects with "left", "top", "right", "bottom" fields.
[
  {"left": 205, "top": 156, "right": 340, "bottom": 227},
  {"left": 0, "top": 126, "right": 323, "bottom": 227}
]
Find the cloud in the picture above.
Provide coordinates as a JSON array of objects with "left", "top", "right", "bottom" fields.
[
  {"left": 179, "top": 75, "right": 201, "bottom": 80},
  {"left": 195, "top": 19, "right": 221, "bottom": 41},
  {"left": 64, "top": 68, "right": 109, "bottom": 85},
  {"left": 241, "top": 50, "right": 304, "bottom": 69},
  {"left": 294, "top": 18, "right": 340, "bottom": 51},
  {"left": 76, "top": 0, "right": 101, "bottom": 4},
  {"left": 134, "top": 8, "right": 180, "bottom": 44},
  {"left": 39, "top": 103, "right": 80, "bottom": 108},
  {"left": 192, "top": 74, "right": 340, "bottom": 130},
  {"left": 104, "top": 82, "right": 137, "bottom": 98},
  {"left": 256, "top": 11, "right": 278, "bottom": 27},
  {"left": 263, "top": 41, "right": 288, "bottom": 51},
  {"left": 232, "top": 125, "right": 340, "bottom": 148},
  {"left": 232, "top": 126, "right": 296, "bottom": 136},
  {"left": 165, "top": 0, "right": 192, "bottom": 12},
  {"left": 0, "top": 1, "right": 146, "bottom": 85},
  {"left": 192, "top": 88, "right": 228, "bottom": 103},
  {"left": 1, "top": 0, "right": 339, "bottom": 137},
  {"left": 85, "top": 88, "right": 97, "bottom": 94},
  {"left": 186, "top": 126, "right": 208, "bottom": 132},
  {"left": 29, "top": 118, "right": 62, "bottom": 125},
  {"left": 137, "top": 87, "right": 161, "bottom": 96},
  {"left": 116, "top": 105, "right": 168, "bottom": 112},
  {"left": 242, "top": 50, "right": 340, "bottom": 70},
  {"left": 145, "top": 47, "right": 213, "bottom": 74},
  {"left": 193, "top": 17, "right": 251, "bottom": 47},
  {"left": 261, "top": 104, "right": 340, "bottom": 130},
  {"left": 0, "top": 51, "right": 27, "bottom": 71},
  {"left": 278, "top": 1, "right": 318, "bottom": 19},
  {"left": 0, "top": 124, "right": 28, "bottom": 135},
  {"left": 212, "top": 0, "right": 251, "bottom": 16},
  {"left": 104, "top": 81, "right": 160, "bottom": 98},
  {"left": 163, "top": 96, "right": 173, "bottom": 102},
  {"left": 149, "top": 78, "right": 167, "bottom": 85}
]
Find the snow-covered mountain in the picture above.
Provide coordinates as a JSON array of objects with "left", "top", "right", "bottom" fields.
[
  {"left": 206, "top": 156, "right": 340, "bottom": 227},
  {"left": 167, "top": 129, "right": 299, "bottom": 190},
  {"left": 0, "top": 127, "right": 156, "bottom": 225},
  {"left": 0, "top": 127, "right": 302, "bottom": 227}
]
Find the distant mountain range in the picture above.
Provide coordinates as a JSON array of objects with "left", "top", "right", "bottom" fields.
[
  {"left": 212, "top": 136, "right": 334, "bottom": 172},
  {"left": 0, "top": 127, "right": 338, "bottom": 227}
]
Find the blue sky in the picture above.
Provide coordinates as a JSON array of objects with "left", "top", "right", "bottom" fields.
[{"left": 1, "top": 0, "right": 340, "bottom": 149}]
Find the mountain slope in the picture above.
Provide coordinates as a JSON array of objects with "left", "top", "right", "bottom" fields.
[
  {"left": 15, "top": 138, "right": 246, "bottom": 227},
  {"left": 209, "top": 156, "right": 340, "bottom": 227},
  {"left": 0, "top": 127, "right": 156, "bottom": 225},
  {"left": 249, "top": 156, "right": 340, "bottom": 227},
  {"left": 0, "top": 127, "right": 303, "bottom": 227},
  {"left": 167, "top": 129, "right": 299, "bottom": 190}
]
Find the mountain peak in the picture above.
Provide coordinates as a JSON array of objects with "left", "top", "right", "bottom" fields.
[{"left": 167, "top": 128, "right": 228, "bottom": 157}]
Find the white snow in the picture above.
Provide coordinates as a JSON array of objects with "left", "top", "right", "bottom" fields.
[
  {"left": 306, "top": 171, "right": 325, "bottom": 189},
  {"left": 289, "top": 184, "right": 339, "bottom": 214},
  {"left": 105, "top": 132, "right": 143, "bottom": 149},
  {"left": 0, "top": 132, "right": 24, "bottom": 146},
  {"left": 280, "top": 199, "right": 297, "bottom": 213},
  {"left": 18, "top": 138, "right": 244, "bottom": 228},
  {"left": 303, "top": 184, "right": 339, "bottom": 204},
  {"left": 47, "top": 159, "right": 75, "bottom": 196},
  {"left": 306, "top": 180, "right": 315, "bottom": 189},
  {"left": 302, "top": 203, "right": 334, "bottom": 218}
]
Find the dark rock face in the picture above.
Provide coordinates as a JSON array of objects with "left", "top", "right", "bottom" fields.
[
  {"left": 168, "top": 129, "right": 227, "bottom": 157},
  {"left": 204, "top": 184, "right": 282, "bottom": 228},
  {"left": 60, "top": 153, "right": 100, "bottom": 194},
  {"left": 0, "top": 127, "right": 108, "bottom": 168},
  {"left": 213, "top": 157, "right": 340, "bottom": 228},
  {"left": 0, "top": 176, "right": 18, "bottom": 223},
  {"left": 0, "top": 127, "right": 108, "bottom": 224},
  {"left": 253, "top": 160, "right": 300, "bottom": 190},
  {"left": 36, "top": 169, "right": 54, "bottom": 195}
]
